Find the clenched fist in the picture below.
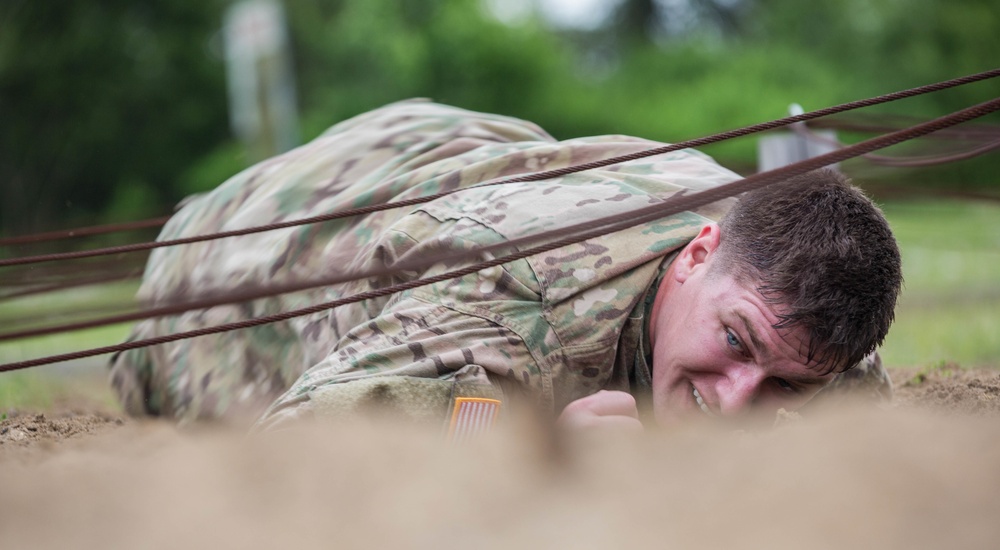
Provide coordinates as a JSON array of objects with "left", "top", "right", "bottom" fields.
[{"left": 557, "top": 390, "right": 644, "bottom": 432}]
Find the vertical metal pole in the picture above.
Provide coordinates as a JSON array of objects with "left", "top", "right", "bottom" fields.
[
  {"left": 757, "top": 103, "right": 840, "bottom": 173},
  {"left": 223, "top": 0, "right": 300, "bottom": 163}
]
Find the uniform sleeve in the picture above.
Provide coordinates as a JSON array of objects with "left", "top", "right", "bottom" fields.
[
  {"left": 252, "top": 294, "right": 541, "bottom": 432},
  {"left": 809, "top": 351, "right": 893, "bottom": 406}
]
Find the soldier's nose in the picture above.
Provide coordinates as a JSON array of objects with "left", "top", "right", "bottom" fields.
[{"left": 716, "top": 363, "right": 765, "bottom": 415}]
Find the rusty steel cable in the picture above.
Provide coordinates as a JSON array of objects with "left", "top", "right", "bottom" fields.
[
  {"left": 0, "top": 216, "right": 171, "bottom": 247},
  {"left": 850, "top": 138, "right": 1000, "bottom": 168},
  {"left": 2, "top": 67, "right": 999, "bottom": 270},
  {"left": 0, "top": 270, "right": 143, "bottom": 302},
  {"left": 790, "top": 122, "right": 1000, "bottom": 168},
  {"left": 0, "top": 255, "right": 146, "bottom": 288},
  {"left": 0, "top": 256, "right": 146, "bottom": 306},
  {"left": 807, "top": 114, "right": 1000, "bottom": 140},
  {"left": 2, "top": 94, "right": 999, "bottom": 373}
]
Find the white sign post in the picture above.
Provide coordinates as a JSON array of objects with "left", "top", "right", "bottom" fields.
[
  {"left": 758, "top": 104, "right": 840, "bottom": 173},
  {"left": 224, "top": 0, "right": 299, "bottom": 162}
]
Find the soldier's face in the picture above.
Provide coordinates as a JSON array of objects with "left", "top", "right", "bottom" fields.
[{"left": 648, "top": 224, "right": 834, "bottom": 426}]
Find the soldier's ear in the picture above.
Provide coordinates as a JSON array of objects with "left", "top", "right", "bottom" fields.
[{"left": 673, "top": 223, "right": 721, "bottom": 284}]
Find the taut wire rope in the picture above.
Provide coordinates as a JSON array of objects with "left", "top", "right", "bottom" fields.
[
  {"left": 807, "top": 113, "right": 1000, "bottom": 140},
  {"left": 1, "top": 67, "right": 998, "bottom": 269},
  {"left": 0, "top": 216, "right": 171, "bottom": 247},
  {"left": 2, "top": 94, "right": 999, "bottom": 373},
  {"left": 791, "top": 120, "right": 1000, "bottom": 168}
]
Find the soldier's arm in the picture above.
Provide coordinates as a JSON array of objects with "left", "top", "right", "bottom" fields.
[{"left": 252, "top": 295, "right": 543, "bottom": 433}]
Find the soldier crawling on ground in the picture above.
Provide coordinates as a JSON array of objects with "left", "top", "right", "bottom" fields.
[{"left": 109, "top": 100, "right": 901, "bottom": 434}]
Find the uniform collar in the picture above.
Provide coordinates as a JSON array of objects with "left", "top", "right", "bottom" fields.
[{"left": 632, "top": 252, "right": 677, "bottom": 395}]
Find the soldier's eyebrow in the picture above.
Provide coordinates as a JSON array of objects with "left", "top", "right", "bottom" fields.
[
  {"left": 735, "top": 311, "right": 767, "bottom": 359},
  {"left": 735, "top": 311, "right": 825, "bottom": 383}
]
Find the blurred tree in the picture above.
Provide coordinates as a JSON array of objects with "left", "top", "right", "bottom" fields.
[
  {"left": 615, "top": 0, "right": 658, "bottom": 46},
  {"left": 0, "top": 0, "right": 229, "bottom": 237},
  {"left": 545, "top": 0, "right": 998, "bottom": 183},
  {"left": 608, "top": 0, "right": 750, "bottom": 46},
  {"left": 1, "top": 0, "right": 996, "bottom": 240},
  {"left": 746, "top": 0, "right": 1000, "bottom": 107},
  {"left": 176, "top": 0, "right": 580, "bottom": 196},
  {"left": 283, "top": 0, "right": 573, "bottom": 137},
  {"left": 744, "top": 0, "right": 1000, "bottom": 187}
]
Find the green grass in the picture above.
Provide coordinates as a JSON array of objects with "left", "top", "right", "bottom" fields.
[
  {"left": 879, "top": 198, "right": 1000, "bottom": 369},
  {"left": 0, "top": 345, "right": 124, "bottom": 412},
  {"left": 0, "top": 281, "right": 140, "bottom": 329},
  {"left": 0, "top": 281, "right": 137, "bottom": 411}
]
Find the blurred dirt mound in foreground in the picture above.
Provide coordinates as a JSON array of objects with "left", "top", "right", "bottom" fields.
[{"left": 1, "top": 368, "right": 999, "bottom": 549}]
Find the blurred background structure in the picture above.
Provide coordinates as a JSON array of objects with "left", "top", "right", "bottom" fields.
[
  {"left": 0, "top": 0, "right": 998, "bottom": 407},
  {"left": 223, "top": 0, "right": 299, "bottom": 162}
]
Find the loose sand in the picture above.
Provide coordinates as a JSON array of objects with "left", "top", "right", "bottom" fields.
[{"left": 1, "top": 366, "right": 998, "bottom": 549}]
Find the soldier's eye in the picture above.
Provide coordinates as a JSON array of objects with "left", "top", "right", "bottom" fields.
[
  {"left": 725, "top": 328, "right": 744, "bottom": 353},
  {"left": 775, "top": 378, "right": 799, "bottom": 394}
]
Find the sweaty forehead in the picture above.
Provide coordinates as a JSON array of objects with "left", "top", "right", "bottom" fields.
[
  {"left": 758, "top": 315, "right": 842, "bottom": 379},
  {"left": 709, "top": 263, "right": 835, "bottom": 377},
  {"left": 739, "top": 276, "right": 851, "bottom": 374},
  {"left": 727, "top": 289, "right": 818, "bottom": 369}
]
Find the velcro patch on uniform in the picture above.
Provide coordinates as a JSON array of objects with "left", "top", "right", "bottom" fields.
[{"left": 448, "top": 397, "right": 501, "bottom": 442}]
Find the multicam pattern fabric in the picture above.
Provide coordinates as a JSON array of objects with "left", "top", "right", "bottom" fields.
[
  {"left": 112, "top": 99, "right": 886, "bottom": 429},
  {"left": 109, "top": 100, "right": 739, "bottom": 426},
  {"left": 813, "top": 352, "right": 893, "bottom": 404}
]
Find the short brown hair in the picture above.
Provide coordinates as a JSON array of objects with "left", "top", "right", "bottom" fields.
[{"left": 715, "top": 169, "right": 902, "bottom": 374}]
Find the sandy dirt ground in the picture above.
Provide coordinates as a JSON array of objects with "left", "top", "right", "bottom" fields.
[{"left": 1, "top": 366, "right": 999, "bottom": 549}]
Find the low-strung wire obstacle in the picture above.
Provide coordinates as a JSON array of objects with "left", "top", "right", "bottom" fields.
[
  {"left": 0, "top": 216, "right": 171, "bottom": 248},
  {"left": 796, "top": 117, "right": 1000, "bottom": 168},
  {"left": 2, "top": 68, "right": 998, "bottom": 271},
  {"left": 1, "top": 69, "right": 998, "bottom": 374}
]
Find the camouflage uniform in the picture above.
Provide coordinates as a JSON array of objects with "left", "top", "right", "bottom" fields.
[{"left": 109, "top": 100, "right": 886, "bottom": 430}]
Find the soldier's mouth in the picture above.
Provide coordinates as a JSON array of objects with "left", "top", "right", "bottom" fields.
[{"left": 692, "top": 386, "right": 716, "bottom": 417}]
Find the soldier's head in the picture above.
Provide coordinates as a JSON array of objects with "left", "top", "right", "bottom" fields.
[{"left": 648, "top": 169, "right": 902, "bottom": 425}]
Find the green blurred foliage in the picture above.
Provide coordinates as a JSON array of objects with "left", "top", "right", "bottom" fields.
[
  {"left": 1, "top": 0, "right": 998, "bottom": 238},
  {"left": 879, "top": 199, "right": 1000, "bottom": 368},
  {"left": 0, "top": 0, "right": 231, "bottom": 237},
  {"left": 286, "top": 0, "right": 573, "bottom": 137}
]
